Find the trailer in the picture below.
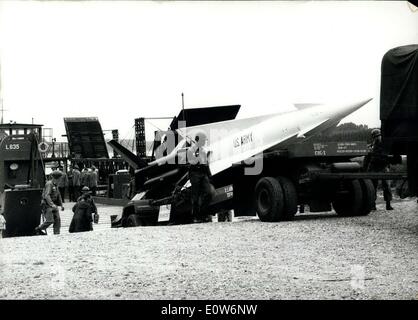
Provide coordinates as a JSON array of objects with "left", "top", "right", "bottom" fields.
[{"left": 111, "top": 139, "right": 406, "bottom": 227}]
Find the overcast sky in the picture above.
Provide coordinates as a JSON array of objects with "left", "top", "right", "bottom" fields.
[{"left": 0, "top": 1, "right": 417, "bottom": 142}]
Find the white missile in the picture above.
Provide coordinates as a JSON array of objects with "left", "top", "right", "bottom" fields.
[{"left": 174, "top": 98, "right": 373, "bottom": 176}]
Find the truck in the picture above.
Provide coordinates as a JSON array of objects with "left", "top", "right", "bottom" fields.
[{"left": 380, "top": 44, "right": 418, "bottom": 198}]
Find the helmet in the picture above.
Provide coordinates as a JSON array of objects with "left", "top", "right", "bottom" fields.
[
  {"left": 50, "top": 170, "right": 63, "bottom": 178},
  {"left": 371, "top": 128, "right": 381, "bottom": 138},
  {"left": 193, "top": 130, "right": 208, "bottom": 147},
  {"left": 81, "top": 186, "right": 91, "bottom": 193}
]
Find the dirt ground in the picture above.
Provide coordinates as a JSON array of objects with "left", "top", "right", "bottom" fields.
[{"left": 0, "top": 197, "right": 417, "bottom": 300}]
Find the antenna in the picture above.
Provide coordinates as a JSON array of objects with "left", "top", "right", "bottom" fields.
[{"left": 181, "top": 92, "right": 185, "bottom": 123}]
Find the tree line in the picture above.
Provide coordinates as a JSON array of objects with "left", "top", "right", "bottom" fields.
[{"left": 309, "top": 123, "right": 374, "bottom": 143}]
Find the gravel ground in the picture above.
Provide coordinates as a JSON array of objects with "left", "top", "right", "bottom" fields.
[{"left": 0, "top": 197, "right": 417, "bottom": 300}]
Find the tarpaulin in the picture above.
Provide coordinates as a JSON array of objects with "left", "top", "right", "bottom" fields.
[
  {"left": 380, "top": 45, "right": 418, "bottom": 195},
  {"left": 380, "top": 44, "right": 418, "bottom": 121}
]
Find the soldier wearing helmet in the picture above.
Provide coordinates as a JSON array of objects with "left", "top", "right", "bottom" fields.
[
  {"left": 69, "top": 187, "right": 99, "bottom": 233},
  {"left": 371, "top": 128, "right": 381, "bottom": 139},
  {"left": 187, "top": 130, "right": 215, "bottom": 223},
  {"left": 34, "top": 170, "right": 65, "bottom": 235},
  {"left": 365, "top": 127, "right": 393, "bottom": 210}
]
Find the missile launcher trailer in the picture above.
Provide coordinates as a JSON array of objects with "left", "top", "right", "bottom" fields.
[{"left": 111, "top": 139, "right": 405, "bottom": 227}]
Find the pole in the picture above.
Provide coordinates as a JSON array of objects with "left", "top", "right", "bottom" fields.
[
  {"left": 0, "top": 99, "right": 5, "bottom": 125},
  {"left": 0, "top": 62, "right": 5, "bottom": 125},
  {"left": 52, "top": 138, "right": 56, "bottom": 159}
]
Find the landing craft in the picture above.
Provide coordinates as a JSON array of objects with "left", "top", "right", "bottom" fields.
[{"left": 110, "top": 98, "right": 391, "bottom": 227}]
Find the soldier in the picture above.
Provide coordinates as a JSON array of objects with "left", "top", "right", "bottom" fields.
[
  {"left": 366, "top": 128, "right": 393, "bottom": 210},
  {"left": 187, "top": 130, "right": 215, "bottom": 223},
  {"left": 90, "top": 166, "right": 98, "bottom": 196},
  {"left": 67, "top": 165, "right": 75, "bottom": 202},
  {"left": 54, "top": 167, "right": 67, "bottom": 203},
  {"left": 68, "top": 165, "right": 81, "bottom": 202},
  {"left": 69, "top": 187, "right": 98, "bottom": 233},
  {"left": 73, "top": 165, "right": 81, "bottom": 200},
  {"left": 80, "top": 167, "right": 89, "bottom": 189},
  {"left": 35, "top": 170, "right": 65, "bottom": 235}
]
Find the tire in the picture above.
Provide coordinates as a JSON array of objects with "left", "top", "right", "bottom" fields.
[
  {"left": 126, "top": 214, "right": 144, "bottom": 227},
  {"left": 357, "top": 179, "right": 375, "bottom": 216},
  {"left": 332, "top": 179, "right": 363, "bottom": 217},
  {"left": 254, "top": 177, "right": 284, "bottom": 222},
  {"left": 276, "top": 176, "right": 298, "bottom": 221}
]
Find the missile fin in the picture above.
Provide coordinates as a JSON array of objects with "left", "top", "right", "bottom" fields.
[{"left": 297, "top": 118, "right": 329, "bottom": 138}]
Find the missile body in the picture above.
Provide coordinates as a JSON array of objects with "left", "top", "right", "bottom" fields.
[{"left": 153, "top": 98, "right": 372, "bottom": 176}]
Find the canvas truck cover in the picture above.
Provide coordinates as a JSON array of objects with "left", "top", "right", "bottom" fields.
[
  {"left": 380, "top": 45, "right": 418, "bottom": 196},
  {"left": 380, "top": 45, "right": 418, "bottom": 143}
]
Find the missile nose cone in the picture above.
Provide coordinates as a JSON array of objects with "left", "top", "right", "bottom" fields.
[
  {"left": 348, "top": 97, "right": 373, "bottom": 113},
  {"left": 360, "top": 97, "right": 373, "bottom": 106}
]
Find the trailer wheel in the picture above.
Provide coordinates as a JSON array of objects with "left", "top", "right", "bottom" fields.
[
  {"left": 357, "top": 179, "right": 375, "bottom": 216},
  {"left": 332, "top": 179, "right": 363, "bottom": 217},
  {"left": 126, "top": 214, "right": 144, "bottom": 227},
  {"left": 255, "top": 177, "right": 284, "bottom": 222},
  {"left": 276, "top": 176, "right": 298, "bottom": 221}
]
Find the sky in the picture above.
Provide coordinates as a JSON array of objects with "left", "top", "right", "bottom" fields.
[{"left": 0, "top": 1, "right": 417, "bottom": 142}]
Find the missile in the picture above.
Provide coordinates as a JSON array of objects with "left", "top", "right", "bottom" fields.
[{"left": 174, "top": 98, "right": 373, "bottom": 176}]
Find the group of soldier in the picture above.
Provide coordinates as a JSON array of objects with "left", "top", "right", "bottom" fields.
[
  {"left": 62, "top": 165, "right": 99, "bottom": 202},
  {"left": 34, "top": 165, "right": 99, "bottom": 235}
]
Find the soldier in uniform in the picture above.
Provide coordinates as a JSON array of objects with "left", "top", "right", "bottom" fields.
[
  {"left": 365, "top": 128, "right": 393, "bottom": 210},
  {"left": 35, "top": 170, "right": 65, "bottom": 235},
  {"left": 67, "top": 165, "right": 76, "bottom": 202},
  {"left": 69, "top": 187, "right": 98, "bottom": 233},
  {"left": 57, "top": 167, "right": 68, "bottom": 203},
  {"left": 73, "top": 165, "right": 81, "bottom": 201},
  {"left": 80, "top": 167, "right": 89, "bottom": 189},
  {"left": 90, "top": 166, "right": 98, "bottom": 196},
  {"left": 68, "top": 165, "right": 81, "bottom": 202},
  {"left": 187, "top": 131, "right": 215, "bottom": 223}
]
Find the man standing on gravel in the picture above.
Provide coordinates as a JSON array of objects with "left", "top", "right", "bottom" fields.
[
  {"left": 69, "top": 187, "right": 98, "bottom": 233},
  {"left": 57, "top": 167, "right": 68, "bottom": 203},
  {"left": 72, "top": 165, "right": 81, "bottom": 201},
  {"left": 187, "top": 131, "right": 215, "bottom": 223},
  {"left": 35, "top": 170, "right": 65, "bottom": 235},
  {"left": 80, "top": 167, "right": 89, "bottom": 189},
  {"left": 90, "top": 166, "right": 98, "bottom": 196},
  {"left": 366, "top": 128, "right": 393, "bottom": 210}
]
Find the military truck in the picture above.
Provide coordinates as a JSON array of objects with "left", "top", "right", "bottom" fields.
[{"left": 380, "top": 44, "right": 418, "bottom": 198}]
